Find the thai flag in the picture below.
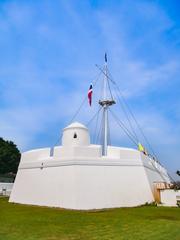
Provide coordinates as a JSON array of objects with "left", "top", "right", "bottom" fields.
[{"left": 88, "top": 84, "right": 93, "bottom": 106}]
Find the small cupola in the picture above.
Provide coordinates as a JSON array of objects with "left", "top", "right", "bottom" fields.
[{"left": 62, "top": 122, "right": 90, "bottom": 146}]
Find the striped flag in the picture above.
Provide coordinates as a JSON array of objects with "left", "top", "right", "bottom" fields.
[{"left": 88, "top": 84, "right": 93, "bottom": 106}]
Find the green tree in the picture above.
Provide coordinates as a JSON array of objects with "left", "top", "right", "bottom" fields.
[{"left": 0, "top": 137, "right": 21, "bottom": 174}]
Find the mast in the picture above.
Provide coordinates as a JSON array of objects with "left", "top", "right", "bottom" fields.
[{"left": 99, "top": 53, "right": 115, "bottom": 155}]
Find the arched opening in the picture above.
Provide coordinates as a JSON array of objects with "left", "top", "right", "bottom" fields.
[{"left": 73, "top": 132, "right": 77, "bottom": 138}]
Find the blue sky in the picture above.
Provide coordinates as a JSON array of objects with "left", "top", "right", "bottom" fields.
[{"left": 0, "top": 0, "right": 179, "bottom": 177}]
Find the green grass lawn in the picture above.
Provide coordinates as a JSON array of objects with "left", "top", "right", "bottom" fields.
[{"left": 0, "top": 197, "right": 180, "bottom": 240}]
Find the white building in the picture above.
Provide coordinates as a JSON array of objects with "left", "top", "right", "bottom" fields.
[
  {"left": 9, "top": 122, "right": 172, "bottom": 210},
  {"left": 0, "top": 182, "right": 13, "bottom": 196}
]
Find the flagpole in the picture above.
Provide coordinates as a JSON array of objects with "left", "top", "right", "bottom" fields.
[{"left": 99, "top": 53, "right": 115, "bottom": 156}]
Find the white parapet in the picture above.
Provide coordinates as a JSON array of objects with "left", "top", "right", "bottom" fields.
[
  {"left": 53, "top": 145, "right": 102, "bottom": 159},
  {"left": 21, "top": 148, "right": 51, "bottom": 162}
]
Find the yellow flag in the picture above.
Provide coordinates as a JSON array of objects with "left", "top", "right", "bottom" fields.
[{"left": 138, "top": 143, "right": 144, "bottom": 152}]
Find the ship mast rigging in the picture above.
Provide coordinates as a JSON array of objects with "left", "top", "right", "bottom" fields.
[{"left": 56, "top": 54, "right": 159, "bottom": 161}]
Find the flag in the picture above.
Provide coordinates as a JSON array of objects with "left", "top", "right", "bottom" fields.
[
  {"left": 138, "top": 143, "right": 144, "bottom": 152},
  {"left": 105, "top": 53, "right": 107, "bottom": 63},
  {"left": 88, "top": 84, "right": 93, "bottom": 106}
]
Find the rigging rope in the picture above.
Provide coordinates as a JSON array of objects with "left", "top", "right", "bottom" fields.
[
  {"left": 150, "top": 159, "right": 170, "bottom": 183},
  {"left": 93, "top": 105, "right": 101, "bottom": 143},
  {"left": 109, "top": 109, "right": 138, "bottom": 147},
  {"left": 114, "top": 88, "right": 139, "bottom": 142},
  {"left": 113, "top": 81, "right": 158, "bottom": 159},
  {"left": 107, "top": 109, "right": 111, "bottom": 145},
  {"left": 96, "top": 64, "right": 158, "bottom": 159},
  {"left": 86, "top": 107, "right": 102, "bottom": 127},
  {"left": 109, "top": 72, "right": 175, "bottom": 183},
  {"left": 52, "top": 71, "right": 102, "bottom": 147},
  {"left": 68, "top": 71, "right": 102, "bottom": 125},
  {"left": 96, "top": 64, "right": 139, "bottom": 143}
]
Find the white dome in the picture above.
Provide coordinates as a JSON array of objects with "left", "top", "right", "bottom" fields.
[
  {"left": 62, "top": 122, "right": 90, "bottom": 146},
  {"left": 64, "top": 122, "right": 88, "bottom": 130}
]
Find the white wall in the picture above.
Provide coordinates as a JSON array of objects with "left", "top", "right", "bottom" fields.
[
  {"left": 10, "top": 156, "right": 154, "bottom": 209},
  {"left": 10, "top": 144, "right": 171, "bottom": 209},
  {"left": 160, "top": 189, "right": 180, "bottom": 207}
]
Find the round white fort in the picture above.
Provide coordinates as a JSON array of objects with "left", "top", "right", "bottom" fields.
[
  {"left": 62, "top": 122, "right": 90, "bottom": 146},
  {"left": 9, "top": 121, "right": 172, "bottom": 209}
]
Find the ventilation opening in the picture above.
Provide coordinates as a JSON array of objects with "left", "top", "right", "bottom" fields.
[{"left": 73, "top": 133, "right": 77, "bottom": 138}]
